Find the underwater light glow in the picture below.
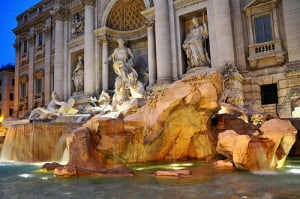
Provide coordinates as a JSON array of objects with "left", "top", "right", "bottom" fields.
[
  {"left": 18, "top": 173, "right": 33, "bottom": 178},
  {"left": 287, "top": 169, "right": 300, "bottom": 174},
  {"left": 169, "top": 163, "right": 193, "bottom": 167}
]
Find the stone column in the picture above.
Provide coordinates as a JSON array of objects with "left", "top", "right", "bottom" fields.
[
  {"left": 213, "top": 0, "right": 235, "bottom": 67},
  {"left": 28, "top": 28, "right": 35, "bottom": 110},
  {"left": 101, "top": 37, "right": 109, "bottom": 90},
  {"left": 53, "top": 7, "right": 69, "bottom": 98},
  {"left": 272, "top": 4, "right": 280, "bottom": 40},
  {"left": 44, "top": 20, "right": 52, "bottom": 104},
  {"left": 147, "top": 21, "right": 156, "bottom": 86},
  {"left": 246, "top": 11, "right": 254, "bottom": 45},
  {"left": 154, "top": 0, "right": 172, "bottom": 84},
  {"left": 13, "top": 38, "right": 21, "bottom": 117},
  {"left": 82, "top": 0, "right": 96, "bottom": 95},
  {"left": 282, "top": 0, "right": 300, "bottom": 62}
]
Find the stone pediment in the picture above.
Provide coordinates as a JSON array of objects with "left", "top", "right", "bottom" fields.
[{"left": 244, "top": 0, "right": 278, "bottom": 11}]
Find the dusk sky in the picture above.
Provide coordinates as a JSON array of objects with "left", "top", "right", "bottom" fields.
[{"left": 0, "top": 0, "right": 40, "bottom": 66}]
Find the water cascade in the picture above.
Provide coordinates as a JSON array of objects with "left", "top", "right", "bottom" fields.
[
  {"left": 249, "top": 139, "right": 273, "bottom": 170},
  {"left": 0, "top": 122, "right": 79, "bottom": 162}
]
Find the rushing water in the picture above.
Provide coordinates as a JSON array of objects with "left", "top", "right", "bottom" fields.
[{"left": 0, "top": 159, "right": 300, "bottom": 199}]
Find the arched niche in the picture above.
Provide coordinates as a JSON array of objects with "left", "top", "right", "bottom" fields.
[
  {"left": 71, "top": 50, "right": 84, "bottom": 94},
  {"left": 97, "top": 0, "right": 150, "bottom": 89},
  {"left": 99, "top": 0, "right": 152, "bottom": 28}
]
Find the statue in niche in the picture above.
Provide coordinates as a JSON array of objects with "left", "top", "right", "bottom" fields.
[
  {"left": 72, "top": 55, "right": 84, "bottom": 92},
  {"left": 28, "top": 91, "right": 79, "bottom": 120},
  {"left": 182, "top": 16, "right": 210, "bottom": 70},
  {"left": 71, "top": 13, "right": 83, "bottom": 35},
  {"left": 108, "top": 38, "right": 137, "bottom": 79},
  {"left": 107, "top": 38, "right": 141, "bottom": 110}
]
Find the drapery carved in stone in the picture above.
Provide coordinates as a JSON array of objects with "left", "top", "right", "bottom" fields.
[{"left": 107, "top": 0, "right": 146, "bottom": 31}]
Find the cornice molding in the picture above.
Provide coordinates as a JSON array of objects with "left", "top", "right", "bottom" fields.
[
  {"left": 173, "top": 0, "right": 208, "bottom": 10},
  {"left": 81, "top": 0, "right": 96, "bottom": 7},
  {"left": 52, "top": 7, "right": 70, "bottom": 21}
]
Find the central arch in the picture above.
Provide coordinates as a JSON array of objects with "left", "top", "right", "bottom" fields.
[{"left": 100, "top": 0, "right": 151, "bottom": 28}]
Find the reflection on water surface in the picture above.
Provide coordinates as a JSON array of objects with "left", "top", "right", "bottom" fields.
[{"left": 0, "top": 158, "right": 300, "bottom": 199}]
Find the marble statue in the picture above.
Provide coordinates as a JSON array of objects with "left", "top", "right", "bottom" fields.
[
  {"left": 108, "top": 38, "right": 138, "bottom": 79},
  {"left": 126, "top": 72, "right": 146, "bottom": 100},
  {"left": 220, "top": 64, "right": 244, "bottom": 107},
  {"left": 182, "top": 16, "right": 210, "bottom": 70},
  {"left": 87, "top": 91, "right": 112, "bottom": 114},
  {"left": 71, "top": 13, "right": 83, "bottom": 35},
  {"left": 107, "top": 38, "right": 139, "bottom": 110},
  {"left": 72, "top": 55, "right": 84, "bottom": 92},
  {"left": 28, "top": 91, "right": 78, "bottom": 120}
]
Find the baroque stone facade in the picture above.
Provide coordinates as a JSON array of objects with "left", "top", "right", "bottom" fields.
[{"left": 13, "top": 0, "right": 300, "bottom": 118}]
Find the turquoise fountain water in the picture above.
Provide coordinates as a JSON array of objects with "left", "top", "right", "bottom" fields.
[{"left": 0, "top": 159, "right": 300, "bottom": 198}]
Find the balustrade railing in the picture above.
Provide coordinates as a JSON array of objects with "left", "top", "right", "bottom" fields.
[{"left": 249, "top": 40, "right": 283, "bottom": 57}]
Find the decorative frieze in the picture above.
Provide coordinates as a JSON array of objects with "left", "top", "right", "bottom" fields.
[
  {"left": 20, "top": 75, "right": 28, "bottom": 84},
  {"left": 52, "top": 7, "right": 70, "bottom": 21},
  {"left": 174, "top": 0, "right": 208, "bottom": 10},
  {"left": 94, "top": 26, "right": 147, "bottom": 41},
  {"left": 81, "top": 0, "right": 96, "bottom": 7},
  {"left": 68, "top": 36, "right": 84, "bottom": 48},
  {"left": 35, "top": 69, "right": 44, "bottom": 79},
  {"left": 141, "top": 7, "right": 155, "bottom": 23}
]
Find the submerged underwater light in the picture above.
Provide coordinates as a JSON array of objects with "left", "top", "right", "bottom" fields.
[
  {"left": 18, "top": 173, "right": 33, "bottom": 178},
  {"left": 287, "top": 169, "right": 300, "bottom": 174}
]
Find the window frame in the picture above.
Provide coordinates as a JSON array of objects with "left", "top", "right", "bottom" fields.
[
  {"left": 10, "top": 93, "right": 14, "bottom": 101},
  {"left": 37, "top": 31, "right": 44, "bottom": 48},
  {"left": 253, "top": 13, "right": 273, "bottom": 44},
  {"left": 20, "top": 82, "right": 27, "bottom": 98},
  {"left": 22, "top": 40, "right": 28, "bottom": 54},
  {"left": 260, "top": 84, "right": 278, "bottom": 105}
]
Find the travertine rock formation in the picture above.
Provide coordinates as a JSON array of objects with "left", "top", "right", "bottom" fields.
[
  {"left": 216, "top": 119, "right": 297, "bottom": 170},
  {"left": 58, "top": 68, "right": 223, "bottom": 176}
]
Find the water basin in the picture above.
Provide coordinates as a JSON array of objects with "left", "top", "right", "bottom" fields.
[{"left": 0, "top": 158, "right": 300, "bottom": 198}]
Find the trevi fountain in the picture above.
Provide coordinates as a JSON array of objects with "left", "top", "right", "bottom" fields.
[
  {"left": 0, "top": 38, "right": 300, "bottom": 198},
  {"left": 1, "top": 0, "right": 300, "bottom": 198}
]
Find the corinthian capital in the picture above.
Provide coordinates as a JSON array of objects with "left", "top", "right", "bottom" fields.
[
  {"left": 51, "top": 7, "right": 70, "bottom": 21},
  {"left": 81, "top": 0, "right": 96, "bottom": 7}
]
